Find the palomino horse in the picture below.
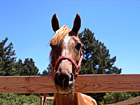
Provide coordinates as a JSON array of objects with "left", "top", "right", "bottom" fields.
[{"left": 49, "top": 14, "right": 97, "bottom": 105}]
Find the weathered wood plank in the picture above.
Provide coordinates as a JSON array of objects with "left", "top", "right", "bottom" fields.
[
  {"left": 75, "top": 74, "right": 140, "bottom": 93},
  {"left": 0, "top": 74, "right": 140, "bottom": 93},
  {"left": 0, "top": 76, "right": 56, "bottom": 93}
]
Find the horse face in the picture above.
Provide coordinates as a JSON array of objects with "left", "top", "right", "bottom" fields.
[{"left": 50, "top": 14, "right": 81, "bottom": 95}]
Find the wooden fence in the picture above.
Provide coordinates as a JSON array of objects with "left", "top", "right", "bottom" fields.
[{"left": 0, "top": 74, "right": 140, "bottom": 93}]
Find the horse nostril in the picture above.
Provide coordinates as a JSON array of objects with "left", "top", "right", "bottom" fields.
[
  {"left": 70, "top": 73, "right": 74, "bottom": 81},
  {"left": 55, "top": 73, "right": 70, "bottom": 89}
]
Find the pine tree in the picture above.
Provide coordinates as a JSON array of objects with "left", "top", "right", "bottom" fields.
[
  {"left": 14, "top": 59, "right": 25, "bottom": 76},
  {"left": 42, "top": 70, "right": 48, "bottom": 76},
  {"left": 0, "top": 37, "right": 39, "bottom": 76},
  {"left": 42, "top": 64, "right": 52, "bottom": 76},
  {"left": 15, "top": 58, "right": 39, "bottom": 76},
  {"left": 23, "top": 58, "right": 39, "bottom": 76},
  {"left": 79, "top": 28, "right": 121, "bottom": 74},
  {"left": 0, "top": 37, "right": 17, "bottom": 76}
]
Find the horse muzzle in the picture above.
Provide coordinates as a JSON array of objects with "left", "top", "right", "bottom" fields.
[{"left": 55, "top": 73, "right": 75, "bottom": 95}]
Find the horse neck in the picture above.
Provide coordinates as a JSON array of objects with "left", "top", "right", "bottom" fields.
[{"left": 54, "top": 93, "right": 78, "bottom": 105}]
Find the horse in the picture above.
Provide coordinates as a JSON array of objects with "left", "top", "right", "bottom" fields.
[{"left": 49, "top": 14, "right": 97, "bottom": 105}]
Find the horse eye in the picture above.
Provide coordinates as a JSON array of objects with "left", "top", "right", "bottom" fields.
[{"left": 75, "top": 43, "right": 81, "bottom": 50}]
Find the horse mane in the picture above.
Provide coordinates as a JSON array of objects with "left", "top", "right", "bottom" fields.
[{"left": 49, "top": 25, "right": 71, "bottom": 46}]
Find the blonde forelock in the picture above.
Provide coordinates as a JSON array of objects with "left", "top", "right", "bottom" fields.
[{"left": 49, "top": 25, "right": 71, "bottom": 46}]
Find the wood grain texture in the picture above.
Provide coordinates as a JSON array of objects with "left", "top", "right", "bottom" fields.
[
  {"left": 0, "top": 74, "right": 140, "bottom": 93},
  {"left": 0, "top": 76, "right": 56, "bottom": 93},
  {"left": 75, "top": 74, "right": 140, "bottom": 93}
]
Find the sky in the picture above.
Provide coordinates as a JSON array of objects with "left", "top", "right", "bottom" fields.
[{"left": 0, "top": 0, "right": 140, "bottom": 74}]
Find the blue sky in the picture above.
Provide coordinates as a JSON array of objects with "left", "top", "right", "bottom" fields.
[{"left": 0, "top": 0, "right": 140, "bottom": 74}]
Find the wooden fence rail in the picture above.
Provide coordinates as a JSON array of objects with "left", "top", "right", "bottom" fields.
[{"left": 0, "top": 74, "right": 140, "bottom": 93}]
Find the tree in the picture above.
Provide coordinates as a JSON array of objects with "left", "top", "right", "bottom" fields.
[
  {"left": 15, "top": 58, "right": 39, "bottom": 76},
  {"left": 14, "top": 59, "right": 28, "bottom": 76},
  {"left": 79, "top": 28, "right": 121, "bottom": 74},
  {"left": 0, "top": 37, "right": 17, "bottom": 76},
  {"left": 42, "top": 64, "right": 53, "bottom": 76},
  {"left": 23, "top": 58, "right": 39, "bottom": 76},
  {"left": 79, "top": 28, "right": 121, "bottom": 104},
  {"left": 0, "top": 38, "right": 39, "bottom": 76}
]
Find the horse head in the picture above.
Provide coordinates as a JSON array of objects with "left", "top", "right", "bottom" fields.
[{"left": 49, "top": 14, "right": 82, "bottom": 95}]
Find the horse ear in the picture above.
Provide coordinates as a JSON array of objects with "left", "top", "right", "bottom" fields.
[
  {"left": 51, "top": 14, "right": 60, "bottom": 32},
  {"left": 72, "top": 14, "right": 81, "bottom": 35}
]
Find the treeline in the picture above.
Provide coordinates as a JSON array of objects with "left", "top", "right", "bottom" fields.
[{"left": 0, "top": 37, "right": 39, "bottom": 76}]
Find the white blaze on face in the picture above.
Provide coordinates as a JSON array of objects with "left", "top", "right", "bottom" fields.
[
  {"left": 64, "top": 34, "right": 71, "bottom": 46},
  {"left": 62, "top": 34, "right": 71, "bottom": 56}
]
